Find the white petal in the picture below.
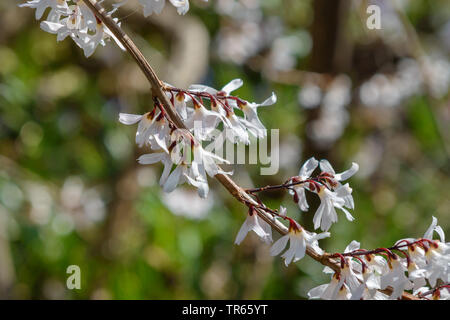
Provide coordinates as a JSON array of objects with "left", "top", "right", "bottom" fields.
[
  {"left": 435, "top": 225, "right": 445, "bottom": 242},
  {"left": 313, "top": 202, "right": 326, "bottom": 230},
  {"left": 159, "top": 160, "right": 173, "bottom": 186},
  {"left": 307, "top": 284, "right": 328, "bottom": 299},
  {"left": 344, "top": 240, "right": 360, "bottom": 253},
  {"left": 296, "top": 188, "right": 309, "bottom": 211},
  {"left": 163, "top": 166, "right": 183, "bottom": 193},
  {"left": 350, "top": 284, "right": 365, "bottom": 300},
  {"left": 270, "top": 234, "right": 289, "bottom": 256},
  {"left": 234, "top": 218, "right": 252, "bottom": 245},
  {"left": 281, "top": 241, "right": 297, "bottom": 266},
  {"left": 188, "top": 84, "right": 218, "bottom": 95},
  {"left": 323, "top": 266, "right": 335, "bottom": 274},
  {"left": 319, "top": 159, "right": 335, "bottom": 175},
  {"left": 259, "top": 217, "right": 273, "bottom": 243},
  {"left": 298, "top": 157, "right": 318, "bottom": 179},
  {"left": 138, "top": 153, "right": 165, "bottom": 164},
  {"left": 258, "top": 92, "right": 277, "bottom": 106},
  {"left": 293, "top": 236, "right": 306, "bottom": 262},
  {"left": 335, "top": 162, "right": 359, "bottom": 181},
  {"left": 119, "top": 113, "right": 143, "bottom": 125},
  {"left": 221, "top": 78, "right": 243, "bottom": 94},
  {"left": 40, "top": 21, "right": 63, "bottom": 33},
  {"left": 423, "top": 216, "right": 438, "bottom": 240}
]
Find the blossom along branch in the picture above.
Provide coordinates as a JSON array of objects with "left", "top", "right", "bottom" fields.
[
  {"left": 71, "top": 2, "right": 352, "bottom": 282},
  {"left": 19, "top": 0, "right": 207, "bottom": 58},
  {"left": 309, "top": 217, "right": 450, "bottom": 300},
  {"left": 20, "top": 0, "right": 449, "bottom": 300}
]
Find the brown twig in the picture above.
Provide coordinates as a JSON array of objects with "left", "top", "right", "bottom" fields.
[{"left": 81, "top": 0, "right": 418, "bottom": 300}]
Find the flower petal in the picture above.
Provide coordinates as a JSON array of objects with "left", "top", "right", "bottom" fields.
[
  {"left": 335, "top": 162, "right": 359, "bottom": 181},
  {"left": 298, "top": 157, "right": 318, "bottom": 179},
  {"left": 270, "top": 234, "right": 289, "bottom": 256},
  {"left": 119, "top": 113, "right": 143, "bottom": 125},
  {"left": 319, "top": 159, "right": 335, "bottom": 175},
  {"left": 221, "top": 78, "right": 243, "bottom": 94}
]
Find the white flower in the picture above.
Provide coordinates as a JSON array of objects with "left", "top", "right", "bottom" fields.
[
  {"left": 408, "top": 243, "right": 427, "bottom": 268},
  {"left": 75, "top": 18, "right": 126, "bottom": 57},
  {"left": 185, "top": 100, "right": 222, "bottom": 140},
  {"left": 119, "top": 110, "right": 170, "bottom": 151},
  {"left": 119, "top": 111, "right": 158, "bottom": 147},
  {"left": 359, "top": 288, "right": 389, "bottom": 300},
  {"left": 364, "top": 253, "right": 388, "bottom": 274},
  {"left": 434, "top": 287, "right": 450, "bottom": 300},
  {"left": 407, "top": 261, "right": 427, "bottom": 292},
  {"left": 270, "top": 219, "right": 329, "bottom": 266},
  {"left": 139, "top": 0, "right": 166, "bottom": 16},
  {"left": 138, "top": 152, "right": 173, "bottom": 186},
  {"left": 278, "top": 205, "right": 287, "bottom": 218},
  {"left": 312, "top": 185, "right": 354, "bottom": 231},
  {"left": 23, "top": 0, "right": 125, "bottom": 57},
  {"left": 192, "top": 143, "right": 231, "bottom": 179},
  {"left": 185, "top": 80, "right": 276, "bottom": 141},
  {"left": 148, "top": 115, "right": 170, "bottom": 152},
  {"left": 223, "top": 112, "right": 250, "bottom": 145},
  {"left": 189, "top": 78, "right": 243, "bottom": 109},
  {"left": 234, "top": 208, "right": 272, "bottom": 245},
  {"left": 171, "top": 91, "right": 191, "bottom": 120},
  {"left": 39, "top": 6, "right": 86, "bottom": 42},
  {"left": 423, "top": 216, "right": 446, "bottom": 242},
  {"left": 337, "top": 242, "right": 364, "bottom": 296},
  {"left": 307, "top": 273, "right": 341, "bottom": 300},
  {"left": 237, "top": 92, "right": 277, "bottom": 138},
  {"left": 288, "top": 157, "right": 318, "bottom": 211},
  {"left": 154, "top": 152, "right": 209, "bottom": 199},
  {"left": 187, "top": 80, "right": 252, "bottom": 144},
  {"left": 19, "top": 0, "right": 68, "bottom": 21},
  {"left": 380, "top": 255, "right": 413, "bottom": 300},
  {"left": 335, "top": 283, "right": 352, "bottom": 300},
  {"left": 334, "top": 183, "right": 355, "bottom": 211},
  {"left": 319, "top": 159, "right": 358, "bottom": 209},
  {"left": 319, "top": 159, "right": 359, "bottom": 185},
  {"left": 339, "top": 260, "right": 362, "bottom": 295},
  {"left": 424, "top": 244, "right": 450, "bottom": 287},
  {"left": 422, "top": 216, "right": 450, "bottom": 287}
]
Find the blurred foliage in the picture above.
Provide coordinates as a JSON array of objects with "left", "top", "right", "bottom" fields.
[{"left": 0, "top": 0, "right": 449, "bottom": 299}]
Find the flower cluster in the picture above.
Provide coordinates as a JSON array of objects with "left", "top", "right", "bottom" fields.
[
  {"left": 308, "top": 217, "right": 450, "bottom": 300},
  {"left": 20, "top": 0, "right": 125, "bottom": 57},
  {"left": 235, "top": 158, "right": 357, "bottom": 267},
  {"left": 119, "top": 80, "right": 276, "bottom": 198},
  {"left": 288, "top": 157, "right": 358, "bottom": 231}
]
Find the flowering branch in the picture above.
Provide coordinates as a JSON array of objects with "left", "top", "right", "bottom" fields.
[
  {"left": 22, "top": 0, "right": 448, "bottom": 300},
  {"left": 312, "top": 218, "right": 449, "bottom": 300},
  {"left": 79, "top": 0, "right": 427, "bottom": 300},
  {"left": 77, "top": 0, "right": 432, "bottom": 301},
  {"left": 77, "top": 0, "right": 338, "bottom": 268}
]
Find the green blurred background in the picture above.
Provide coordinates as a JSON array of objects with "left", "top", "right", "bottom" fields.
[{"left": 0, "top": 0, "right": 449, "bottom": 299}]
